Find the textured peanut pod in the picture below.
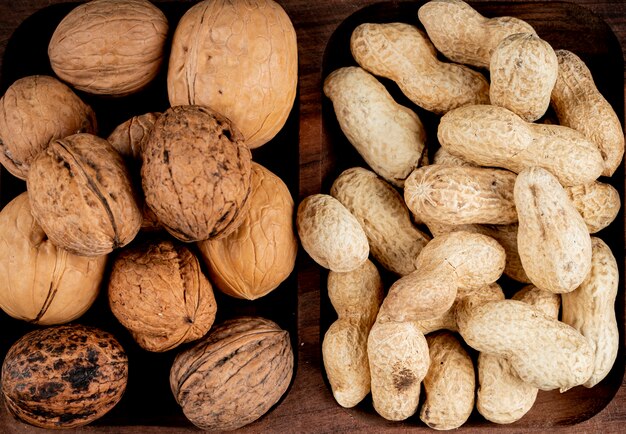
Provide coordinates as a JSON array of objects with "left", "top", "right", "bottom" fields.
[
  {"left": 142, "top": 105, "right": 252, "bottom": 242},
  {"left": 438, "top": 104, "right": 604, "bottom": 186},
  {"left": 1, "top": 325, "right": 128, "bottom": 429},
  {"left": 551, "top": 50, "right": 624, "bottom": 176},
  {"left": 297, "top": 194, "right": 369, "bottom": 272},
  {"left": 562, "top": 237, "right": 619, "bottom": 388},
  {"left": 378, "top": 231, "right": 505, "bottom": 323},
  {"left": 197, "top": 163, "right": 297, "bottom": 300},
  {"left": 323, "top": 261, "right": 383, "bottom": 408},
  {"left": 416, "top": 282, "right": 504, "bottom": 335},
  {"left": 515, "top": 167, "right": 592, "bottom": 293},
  {"left": 330, "top": 167, "right": 430, "bottom": 275},
  {"left": 107, "top": 112, "right": 160, "bottom": 161},
  {"left": 350, "top": 22, "right": 489, "bottom": 114},
  {"left": 420, "top": 332, "right": 475, "bottom": 430},
  {"left": 0, "top": 75, "right": 97, "bottom": 180},
  {"left": 323, "top": 67, "right": 427, "bottom": 186},
  {"left": 565, "top": 181, "right": 621, "bottom": 234},
  {"left": 418, "top": 0, "right": 536, "bottom": 68},
  {"left": 477, "top": 286, "right": 560, "bottom": 424},
  {"left": 170, "top": 317, "right": 293, "bottom": 431},
  {"left": 48, "top": 0, "right": 168, "bottom": 96},
  {"left": 432, "top": 147, "right": 475, "bottom": 167},
  {"left": 27, "top": 133, "right": 142, "bottom": 256},
  {"left": 108, "top": 240, "right": 217, "bottom": 352},
  {"left": 404, "top": 164, "right": 517, "bottom": 225},
  {"left": 457, "top": 300, "right": 594, "bottom": 391},
  {"left": 168, "top": 0, "right": 297, "bottom": 149},
  {"left": 490, "top": 33, "right": 558, "bottom": 122},
  {"left": 367, "top": 321, "right": 429, "bottom": 421},
  {"left": 0, "top": 192, "right": 106, "bottom": 325}
]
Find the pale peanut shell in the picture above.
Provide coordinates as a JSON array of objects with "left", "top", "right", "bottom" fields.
[{"left": 566, "top": 181, "right": 621, "bottom": 234}]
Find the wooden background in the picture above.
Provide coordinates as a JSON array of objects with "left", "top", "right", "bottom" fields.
[{"left": 0, "top": 0, "right": 625, "bottom": 432}]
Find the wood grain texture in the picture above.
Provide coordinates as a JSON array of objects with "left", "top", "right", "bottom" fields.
[{"left": 0, "top": 0, "right": 625, "bottom": 433}]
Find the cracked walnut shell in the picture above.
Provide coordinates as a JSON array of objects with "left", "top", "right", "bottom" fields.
[
  {"left": 108, "top": 239, "right": 217, "bottom": 352},
  {"left": 26, "top": 133, "right": 142, "bottom": 257},
  {"left": 141, "top": 105, "right": 252, "bottom": 242}
]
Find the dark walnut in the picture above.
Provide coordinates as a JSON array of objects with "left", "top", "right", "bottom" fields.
[
  {"left": 108, "top": 239, "right": 217, "bottom": 352},
  {"left": 0, "top": 75, "right": 97, "bottom": 180},
  {"left": 27, "top": 133, "right": 142, "bottom": 257},
  {"left": 48, "top": 0, "right": 168, "bottom": 96},
  {"left": 1, "top": 324, "right": 128, "bottom": 429},
  {"left": 0, "top": 192, "right": 106, "bottom": 325},
  {"left": 170, "top": 316, "right": 294, "bottom": 431},
  {"left": 141, "top": 105, "right": 252, "bottom": 242},
  {"left": 107, "top": 112, "right": 161, "bottom": 161}
]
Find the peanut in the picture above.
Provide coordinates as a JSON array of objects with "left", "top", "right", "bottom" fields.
[
  {"left": 323, "top": 260, "right": 384, "bottom": 408},
  {"left": 330, "top": 167, "right": 430, "bottom": 275},
  {"left": 323, "top": 67, "right": 427, "bottom": 187},
  {"left": 551, "top": 50, "right": 625, "bottom": 176},
  {"left": 296, "top": 194, "right": 368, "bottom": 272},
  {"left": 515, "top": 167, "right": 592, "bottom": 293},
  {"left": 350, "top": 22, "right": 489, "bottom": 114},
  {"left": 438, "top": 104, "right": 604, "bottom": 186},
  {"left": 562, "top": 237, "right": 619, "bottom": 388},
  {"left": 418, "top": 0, "right": 536, "bottom": 69},
  {"left": 566, "top": 181, "right": 621, "bottom": 234},
  {"left": 490, "top": 33, "right": 558, "bottom": 122},
  {"left": 432, "top": 147, "right": 475, "bottom": 167}
]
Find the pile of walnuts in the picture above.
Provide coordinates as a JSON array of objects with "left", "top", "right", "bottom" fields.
[{"left": 0, "top": 0, "right": 297, "bottom": 430}]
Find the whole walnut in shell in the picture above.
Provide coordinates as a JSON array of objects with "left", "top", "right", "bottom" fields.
[
  {"left": 108, "top": 239, "right": 217, "bottom": 352},
  {"left": 0, "top": 75, "right": 97, "bottom": 180},
  {"left": 198, "top": 162, "right": 296, "bottom": 300},
  {"left": 141, "top": 105, "right": 252, "bottom": 242},
  {"left": 1, "top": 324, "right": 128, "bottom": 429},
  {"left": 170, "top": 316, "right": 293, "bottom": 431},
  {"left": 48, "top": 0, "right": 168, "bottom": 96},
  {"left": 168, "top": 0, "right": 297, "bottom": 149},
  {"left": 107, "top": 112, "right": 160, "bottom": 161},
  {"left": 0, "top": 192, "right": 106, "bottom": 325},
  {"left": 27, "top": 133, "right": 142, "bottom": 257}
]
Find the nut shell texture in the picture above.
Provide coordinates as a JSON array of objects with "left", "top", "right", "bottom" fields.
[
  {"left": 48, "top": 0, "right": 168, "bottom": 96},
  {"left": 1, "top": 324, "right": 128, "bottom": 429},
  {"left": 170, "top": 316, "right": 293, "bottom": 431},
  {"left": 0, "top": 75, "right": 97, "bottom": 180},
  {"left": 108, "top": 239, "right": 217, "bottom": 352},
  {"left": 27, "top": 133, "right": 142, "bottom": 256},
  {"left": 167, "top": 0, "right": 297, "bottom": 149},
  {"left": 141, "top": 105, "right": 252, "bottom": 242},
  {"left": 197, "top": 162, "right": 296, "bottom": 300},
  {"left": 0, "top": 193, "right": 106, "bottom": 325},
  {"left": 107, "top": 112, "right": 160, "bottom": 161}
]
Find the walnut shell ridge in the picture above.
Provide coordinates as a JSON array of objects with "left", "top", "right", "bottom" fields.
[
  {"left": 1, "top": 324, "right": 128, "bottom": 429},
  {"left": 108, "top": 239, "right": 217, "bottom": 352},
  {"left": 27, "top": 133, "right": 142, "bottom": 257},
  {"left": 141, "top": 105, "right": 252, "bottom": 242},
  {"left": 0, "top": 75, "right": 97, "bottom": 180},
  {"left": 170, "top": 316, "right": 293, "bottom": 431},
  {"left": 0, "top": 192, "right": 106, "bottom": 325}
]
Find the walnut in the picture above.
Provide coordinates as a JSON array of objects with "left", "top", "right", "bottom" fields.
[
  {"left": 108, "top": 239, "right": 217, "bottom": 352},
  {"left": 1, "top": 324, "right": 128, "bottom": 429},
  {"left": 107, "top": 112, "right": 160, "bottom": 161},
  {"left": 0, "top": 192, "right": 106, "bottom": 325},
  {"left": 170, "top": 317, "right": 293, "bottom": 431},
  {"left": 0, "top": 75, "right": 97, "bottom": 180},
  {"left": 141, "top": 105, "right": 252, "bottom": 242},
  {"left": 26, "top": 133, "right": 142, "bottom": 256}
]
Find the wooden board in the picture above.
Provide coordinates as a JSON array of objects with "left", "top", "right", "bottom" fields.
[{"left": 0, "top": 0, "right": 625, "bottom": 432}]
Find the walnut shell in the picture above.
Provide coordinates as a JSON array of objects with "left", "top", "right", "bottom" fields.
[
  {"left": 108, "top": 239, "right": 217, "bottom": 352},
  {"left": 107, "top": 112, "right": 160, "bottom": 161},
  {"left": 0, "top": 75, "right": 97, "bottom": 180},
  {"left": 27, "top": 133, "right": 142, "bottom": 257},
  {"left": 48, "top": 0, "right": 168, "bottom": 96},
  {"left": 0, "top": 192, "right": 106, "bottom": 325},
  {"left": 1, "top": 324, "right": 128, "bottom": 429},
  {"left": 141, "top": 105, "right": 252, "bottom": 242},
  {"left": 167, "top": 0, "right": 297, "bottom": 149},
  {"left": 170, "top": 316, "right": 293, "bottom": 431},
  {"left": 197, "top": 162, "right": 296, "bottom": 300}
]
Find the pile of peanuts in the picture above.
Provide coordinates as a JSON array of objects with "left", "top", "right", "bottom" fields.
[{"left": 297, "top": 0, "right": 622, "bottom": 429}]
